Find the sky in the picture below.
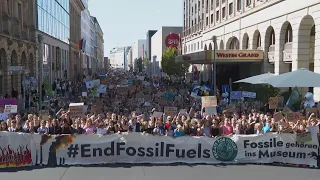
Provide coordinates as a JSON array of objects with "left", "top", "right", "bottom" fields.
[{"left": 88, "top": 0, "right": 183, "bottom": 57}]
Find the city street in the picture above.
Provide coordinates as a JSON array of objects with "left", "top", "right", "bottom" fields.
[{"left": 0, "top": 164, "right": 319, "bottom": 180}]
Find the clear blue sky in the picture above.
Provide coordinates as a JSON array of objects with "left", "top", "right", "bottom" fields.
[{"left": 88, "top": 0, "right": 183, "bottom": 57}]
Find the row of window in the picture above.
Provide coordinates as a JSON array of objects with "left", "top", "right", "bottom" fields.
[
  {"left": 184, "top": 0, "right": 257, "bottom": 28},
  {"left": 38, "top": 4, "right": 70, "bottom": 43}
]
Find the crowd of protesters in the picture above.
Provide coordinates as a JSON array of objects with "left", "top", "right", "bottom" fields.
[{"left": 0, "top": 71, "right": 319, "bottom": 139}]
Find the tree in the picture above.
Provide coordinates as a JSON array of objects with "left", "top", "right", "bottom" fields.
[
  {"left": 136, "top": 57, "right": 143, "bottom": 72},
  {"left": 161, "top": 47, "right": 188, "bottom": 78}
]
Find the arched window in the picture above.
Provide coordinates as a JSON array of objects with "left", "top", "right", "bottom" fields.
[
  {"left": 285, "top": 24, "right": 292, "bottom": 43},
  {"left": 245, "top": 37, "right": 249, "bottom": 49},
  {"left": 270, "top": 29, "right": 275, "bottom": 46},
  {"left": 257, "top": 33, "right": 261, "bottom": 48},
  {"left": 230, "top": 38, "right": 239, "bottom": 49}
]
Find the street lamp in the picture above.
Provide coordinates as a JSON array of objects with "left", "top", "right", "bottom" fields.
[{"left": 211, "top": 36, "right": 217, "bottom": 96}]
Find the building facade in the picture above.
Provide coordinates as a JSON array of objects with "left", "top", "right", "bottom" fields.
[
  {"left": 0, "top": 0, "right": 37, "bottom": 95},
  {"left": 69, "top": 0, "right": 85, "bottom": 79},
  {"left": 36, "top": 0, "right": 70, "bottom": 85},
  {"left": 126, "top": 47, "right": 133, "bottom": 71},
  {"left": 81, "top": 0, "right": 94, "bottom": 75},
  {"left": 104, "top": 57, "right": 110, "bottom": 71},
  {"left": 182, "top": 0, "right": 320, "bottom": 100},
  {"left": 92, "top": 16, "right": 104, "bottom": 74},
  {"left": 145, "top": 30, "right": 157, "bottom": 75},
  {"left": 109, "top": 47, "right": 130, "bottom": 69},
  {"left": 151, "top": 26, "right": 182, "bottom": 76},
  {"left": 131, "top": 39, "right": 146, "bottom": 72}
]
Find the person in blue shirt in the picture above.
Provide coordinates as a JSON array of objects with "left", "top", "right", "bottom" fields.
[
  {"left": 174, "top": 124, "right": 185, "bottom": 137},
  {"left": 262, "top": 120, "right": 272, "bottom": 134}
]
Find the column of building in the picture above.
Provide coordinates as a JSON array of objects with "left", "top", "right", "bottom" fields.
[
  {"left": 273, "top": 25, "right": 290, "bottom": 75},
  {"left": 311, "top": 17, "right": 320, "bottom": 100}
]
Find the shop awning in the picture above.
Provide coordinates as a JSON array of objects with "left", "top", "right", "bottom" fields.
[{"left": 175, "top": 50, "right": 264, "bottom": 64}]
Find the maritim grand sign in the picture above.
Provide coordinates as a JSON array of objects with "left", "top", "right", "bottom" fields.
[{"left": 175, "top": 50, "right": 264, "bottom": 64}]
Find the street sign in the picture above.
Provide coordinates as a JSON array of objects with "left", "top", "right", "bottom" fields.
[
  {"left": 222, "top": 84, "right": 230, "bottom": 93},
  {"left": 8, "top": 66, "right": 24, "bottom": 72}
]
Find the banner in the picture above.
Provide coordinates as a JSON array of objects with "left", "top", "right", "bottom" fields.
[
  {"left": 0, "top": 132, "right": 36, "bottom": 168},
  {"left": 0, "top": 132, "right": 318, "bottom": 167},
  {"left": 35, "top": 133, "right": 319, "bottom": 166}
]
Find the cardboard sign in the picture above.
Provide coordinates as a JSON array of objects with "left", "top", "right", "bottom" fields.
[
  {"left": 305, "top": 107, "right": 319, "bottom": 118},
  {"left": 69, "top": 103, "right": 84, "bottom": 117},
  {"left": 282, "top": 106, "right": 293, "bottom": 114},
  {"left": 201, "top": 96, "right": 217, "bottom": 107},
  {"left": 153, "top": 111, "right": 163, "bottom": 118},
  {"left": 4, "top": 105, "right": 17, "bottom": 113},
  {"left": 296, "top": 132, "right": 312, "bottom": 143},
  {"left": 39, "top": 109, "right": 50, "bottom": 121},
  {"left": 277, "top": 96, "right": 284, "bottom": 109},
  {"left": 164, "top": 107, "right": 178, "bottom": 117},
  {"left": 179, "top": 109, "right": 188, "bottom": 115},
  {"left": 273, "top": 112, "right": 283, "bottom": 121},
  {"left": 268, "top": 97, "right": 278, "bottom": 109},
  {"left": 286, "top": 112, "right": 300, "bottom": 122}
]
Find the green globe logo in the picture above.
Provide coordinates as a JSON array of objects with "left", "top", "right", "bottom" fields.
[{"left": 212, "top": 137, "right": 238, "bottom": 161}]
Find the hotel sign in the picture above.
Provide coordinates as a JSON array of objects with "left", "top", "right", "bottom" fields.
[
  {"left": 215, "top": 50, "right": 263, "bottom": 60},
  {"left": 176, "top": 50, "right": 264, "bottom": 64}
]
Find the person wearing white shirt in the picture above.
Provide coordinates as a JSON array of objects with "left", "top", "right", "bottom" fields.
[{"left": 96, "top": 123, "right": 107, "bottom": 135}]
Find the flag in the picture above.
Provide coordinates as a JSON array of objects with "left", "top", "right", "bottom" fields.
[{"left": 285, "top": 87, "right": 301, "bottom": 111}]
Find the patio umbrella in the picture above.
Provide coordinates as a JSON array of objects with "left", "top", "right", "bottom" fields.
[
  {"left": 233, "top": 72, "right": 275, "bottom": 84},
  {"left": 263, "top": 68, "right": 320, "bottom": 87}
]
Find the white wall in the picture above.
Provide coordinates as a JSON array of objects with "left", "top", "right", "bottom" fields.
[
  {"left": 110, "top": 47, "right": 126, "bottom": 69},
  {"left": 151, "top": 29, "right": 163, "bottom": 76}
]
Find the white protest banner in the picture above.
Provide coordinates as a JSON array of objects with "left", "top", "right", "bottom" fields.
[
  {"left": 4, "top": 105, "right": 17, "bottom": 113},
  {"left": 0, "top": 132, "right": 36, "bottom": 168},
  {"left": 242, "top": 91, "right": 256, "bottom": 98},
  {"left": 69, "top": 103, "right": 84, "bottom": 118},
  {"left": 81, "top": 92, "right": 87, "bottom": 97},
  {"left": 34, "top": 133, "right": 319, "bottom": 167}
]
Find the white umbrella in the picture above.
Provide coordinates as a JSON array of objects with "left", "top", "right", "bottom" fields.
[
  {"left": 233, "top": 72, "right": 275, "bottom": 84},
  {"left": 263, "top": 68, "right": 320, "bottom": 87}
]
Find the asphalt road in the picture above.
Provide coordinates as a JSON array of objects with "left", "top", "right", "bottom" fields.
[{"left": 0, "top": 164, "right": 319, "bottom": 180}]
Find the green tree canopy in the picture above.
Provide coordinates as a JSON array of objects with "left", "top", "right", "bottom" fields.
[
  {"left": 161, "top": 47, "right": 188, "bottom": 78},
  {"left": 136, "top": 57, "right": 143, "bottom": 72}
]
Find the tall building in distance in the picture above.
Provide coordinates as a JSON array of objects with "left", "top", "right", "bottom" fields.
[
  {"left": 145, "top": 30, "right": 157, "bottom": 75},
  {"left": 91, "top": 17, "right": 104, "bottom": 73},
  {"left": 36, "top": 0, "right": 71, "bottom": 85},
  {"left": 81, "top": 0, "right": 94, "bottom": 75},
  {"left": 181, "top": 0, "right": 320, "bottom": 99},
  {"left": 110, "top": 47, "right": 130, "bottom": 69},
  {"left": 0, "top": 0, "right": 37, "bottom": 95},
  {"left": 151, "top": 26, "right": 182, "bottom": 76},
  {"left": 131, "top": 39, "right": 146, "bottom": 72}
]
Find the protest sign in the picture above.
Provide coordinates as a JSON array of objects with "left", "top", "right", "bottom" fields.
[
  {"left": 39, "top": 110, "right": 50, "bottom": 121},
  {"left": 69, "top": 103, "right": 84, "bottom": 117},
  {"left": 273, "top": 112, "right": 283, "bottom": 121},
  {"left": 82, "top": 92, "right": 87, "bottom": 97},
  {"left": 282, "top": 106, "right": 293, "bottom": 114},
  {"left": 286, "top": 112, "right": 300, "bottom": 122},
  {"left": 268, "top": 97, "right": 278, "bottom": 109},
  {"left": 277, "top": 96, "right": 284, "bottom": 109},
  {"left": 29, "top": 133, "right": 319, "bottom": 167},
  {"left": 205, "top": 107, "right": 217, "bottom": 115},
  {"left": 153, "top": 111, "right": 163, "bottom": 118},
  {"left": 4, "top": 105, "right": 17, "bottom": 113},
  {"left": 305, "top": 107, "right": 319, "bottom": 118},
  {"left": 201, "top": 96, "right": 217, "bottom": 107},
  {"left": 164, "top": 107, "right": 178, "bottom": 117},
  {"left": 296, "top": 132, "right": 312, "bottom": 143}
]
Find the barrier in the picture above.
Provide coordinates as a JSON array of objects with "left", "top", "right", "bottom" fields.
[{"left": 0, "top": 132, "right": 319, "bottom": 168}]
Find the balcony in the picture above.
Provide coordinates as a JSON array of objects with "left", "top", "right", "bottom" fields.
[
  {"left": 283, "top": 42, "right": 292, "bottom": 62},
  {"left": 268, "top": 45, "right": 275, "bottom": 63}
]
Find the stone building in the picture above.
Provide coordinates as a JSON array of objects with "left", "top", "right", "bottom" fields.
[
  {"left": 0, "top": 0, "right": 37, "bottom": 96},
  {"left": 69, "top": 0, "right": 85, "bottom": 79},
  {"left": 182, "top": 0, "right": 320, "bottom": 99}
]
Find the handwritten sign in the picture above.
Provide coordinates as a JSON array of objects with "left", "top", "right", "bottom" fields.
[
  {"left": 273, "top": 112, "right": 283, "bottom": 121},
  {"left": 69, "top": 103, "right": 84, "bottom": 118},
  {"left": 282, "top": 106, "right": 293, "bottom": 114},
  {"left": 164, "top": 107, "right": 178, "bottom": 117},
  {"left": 4, "top": 105, "right": 17, "bottom": 113},
  {"left": 296, "top": 132, "right": 312, "bottom": 143},
  {"left": 268, "top": 97, "right": 278, "bottom": 109},
  {"left": 286, "top": 112, "right": 300, "bottom": 122},
  {"left": 305, "top": 107, "right": 318, "bottom": 118},
  {"left": 201, "top": 96, "right": 217, "bottom": 107}
]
